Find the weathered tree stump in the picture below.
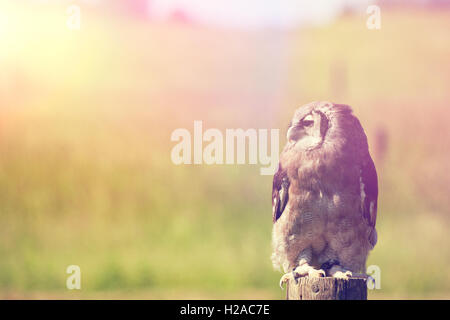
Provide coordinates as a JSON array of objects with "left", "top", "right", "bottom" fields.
[{"left": 286, "top": 277, "right": 367, "bottom": 300}]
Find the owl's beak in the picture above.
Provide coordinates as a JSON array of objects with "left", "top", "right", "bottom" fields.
[
  {"left": 286, "top": 126, "right": 296, "bottom": 142},
  {"left": 286, "top": 127, "right": 292, "bottom": 141}
]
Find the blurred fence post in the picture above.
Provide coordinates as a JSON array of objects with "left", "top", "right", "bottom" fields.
[{"left": 286, "top": 277, "right": 367, "bottom": 300}]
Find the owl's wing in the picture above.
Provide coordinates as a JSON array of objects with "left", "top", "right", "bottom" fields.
[
  {"left": 360, "top": 156, "right": 378, "bottom": 228},
  {"left": 272, "top": 164, "right": 290, "bottom": 223}
]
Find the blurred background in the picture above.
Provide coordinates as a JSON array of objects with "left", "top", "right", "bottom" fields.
[{"left": 0, "top": 0, "right": 449, "bottom": 299}]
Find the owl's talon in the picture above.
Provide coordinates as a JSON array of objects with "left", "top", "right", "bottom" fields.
[
  {"left": 279, "top": 272, "right": 294, "bottom": 289},
  {"left": 279, "top": 266, "right": 326, "bottom": 289},
  {"left": 292, "top": 270, "right": 299, "bottom": 284},
  {"left": 293, "top": 264, "right": 325, "bottom": 278},
  {"left": 332, "top": 270, "right": 353, "bottom": 280},
  {"left": 309, "top": 268, "right": 326, "bottom": 278},
  {"left": 279, "top": 269, "right": 301, "bottom": 289}
]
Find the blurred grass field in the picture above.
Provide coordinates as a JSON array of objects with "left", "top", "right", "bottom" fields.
[{"left": 0, "top": 4, "right": 450, "bottom": 299}]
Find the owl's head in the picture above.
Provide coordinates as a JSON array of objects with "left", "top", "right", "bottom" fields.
[
  {"left": 286, "top": 101, "right": 334, "bottom": 151},
  {"left": 286, "top": 101, "right": 358, "bottom": 153}
]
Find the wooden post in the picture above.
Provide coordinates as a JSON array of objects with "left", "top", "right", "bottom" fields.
[{"left": 286, "top": 277, "right": 367, "bottom": 300}]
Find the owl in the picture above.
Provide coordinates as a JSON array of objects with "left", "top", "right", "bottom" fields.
[{"left": 271, "top": 101, "right": 378, "bottom": 287}]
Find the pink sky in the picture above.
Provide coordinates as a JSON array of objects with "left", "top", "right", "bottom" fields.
[{"left": 149, "top": 0, "right": 370, "bottom": 28}]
